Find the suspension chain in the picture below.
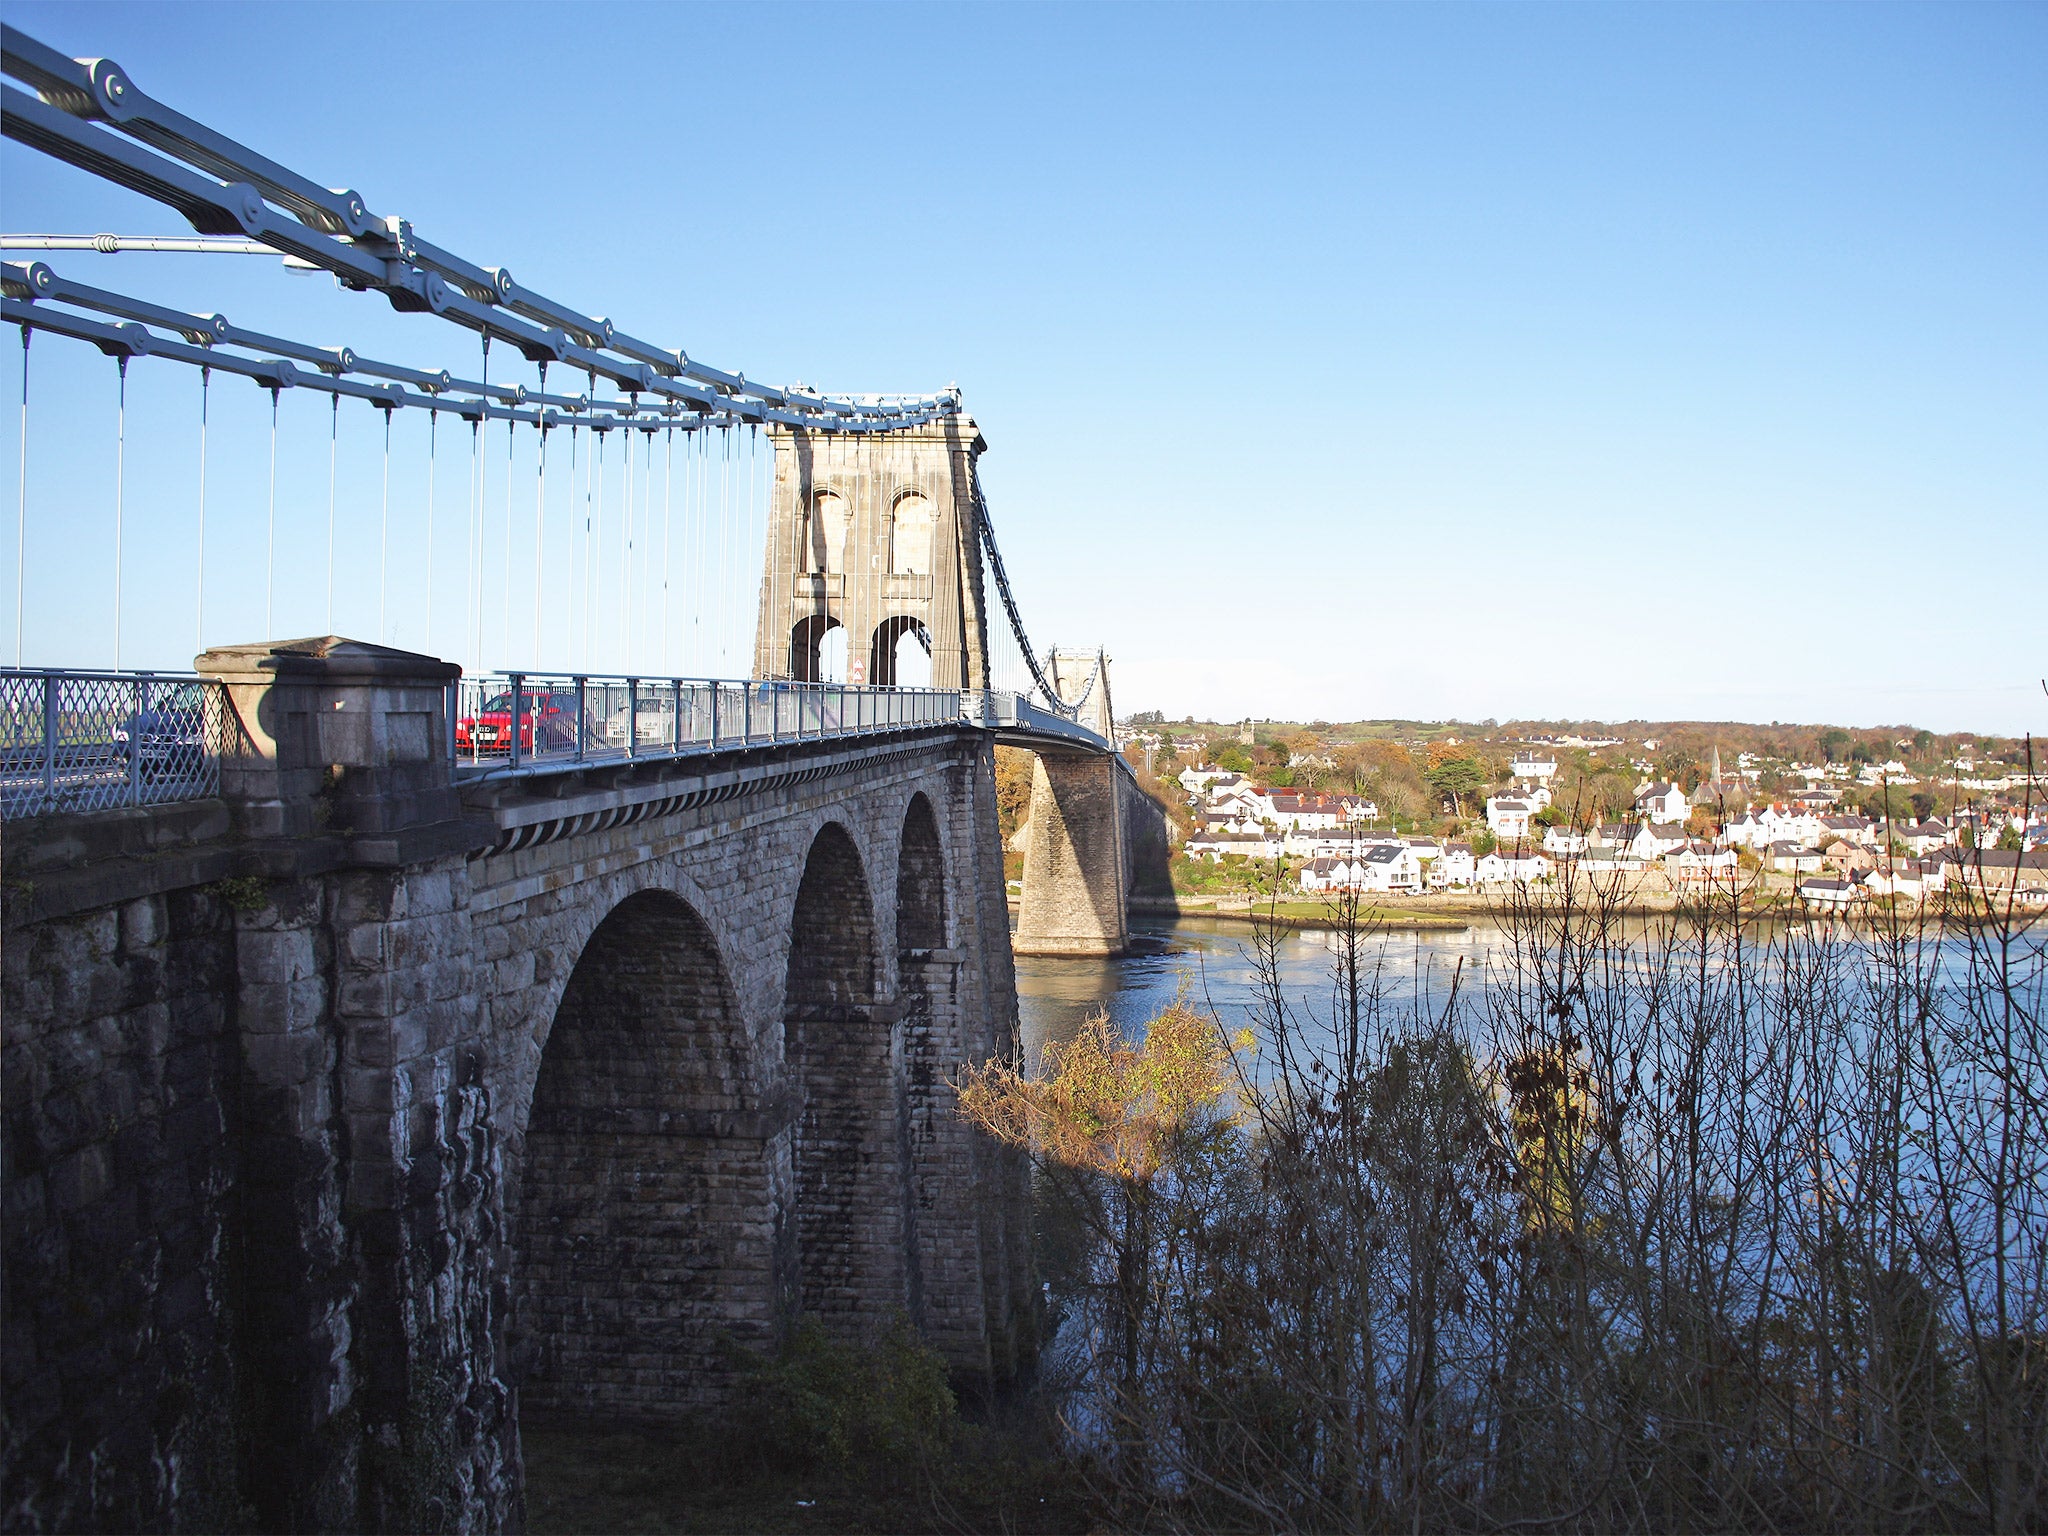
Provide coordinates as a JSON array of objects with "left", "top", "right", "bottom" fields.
[{"left": 971, "top": 463, "right": 1076, "bottom": 719}]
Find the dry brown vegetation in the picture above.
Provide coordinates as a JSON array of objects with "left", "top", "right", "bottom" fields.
[{"left": 966, "top": 878, "right": 2047, "bottom": 1533}]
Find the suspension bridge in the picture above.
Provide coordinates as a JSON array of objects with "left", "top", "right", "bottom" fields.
[{"left": 0, "top": 25, "right": 1172, "bottom": 1532}]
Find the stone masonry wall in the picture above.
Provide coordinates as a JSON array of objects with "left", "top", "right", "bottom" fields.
[
  {"left": 1, "top": 725, "right": 1032, "bottom": 1531},
  {"left": 1, "top": 887, "right": 247, "bottom": 1533}
]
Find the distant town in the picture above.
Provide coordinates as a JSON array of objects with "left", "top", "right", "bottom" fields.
[{"left": 1067, "top": 714, "right": 2048, "bottom": 911}]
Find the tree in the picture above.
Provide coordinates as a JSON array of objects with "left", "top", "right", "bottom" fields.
[
  {"left": 1425, "top": 756, "right": 1486, "bottom": 817},
  {"left": 993, "top": 746, "right": 1034, "bottom": 842},
  {"left": 957, "top": 1004, "right": 1242, "bottom": 1403}
]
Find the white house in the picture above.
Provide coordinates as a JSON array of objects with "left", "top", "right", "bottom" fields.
[
  {"left": 1894, "top": 820, "right": 1954, "bottom": 857},
  {"left": 1179, "top": 765, "right": 1234, "bottom": 795},
  {"left": 1286, "top": 832, "right": 1403, "bottom": 860},
  {"left": 1667, "top": 842, "right": 1739, "bottom": 883},
  {"left": 1477, "top": 848, "right": 1551, "bottom": 886},
  {"left": 1356, "top": 844, "right": 1424, "bottom": 892},
  {"left": 1264, "top": 792, "right": 1350, "bottom": 833},
  {"left": 1768, "top": 842, "right": 1824, "bottom": 874},
  {"left": 1542, "top": 824, "right": 1589, "bottom": 856},
  {"left": 1203, "top": 806, "right": 1265, "bottom": 837},
  {"left": 1862, "top": 859, "right": 1945, "bottom": 902},
  {"left": 1820, "top": 815, "right": 1880, "bottom": 849},
  {"left": 1797, "top": 876, "right": 1861, "bottom": 910},
  {"left": 1432, "top": 842, "right": 1476, "bottom": 887},
  {"left": 1299, "top": 855, "right": 1368, "bottom": 893},
  {"left": 1717, "top": 809, "right": 1767, "bottom": 850},
  {"left": 1633, "top": 781, "right": 1689, "bottom": 823},
  {"left": 1511, "top": 751, "right": 1558, "bottom": 784},
  {"left": 1629, "top": 821, "right": 1690, "bottom": 861},
  {"left": 1486, "top": 796, "right": 1536, "bottom": 840},
  {"left": 1580, "top": 850, "right": 1648, "bottom": 875},
  {"left": 1724, "top": 804, "right": 1827, "bottom": 850},
  {"left": 1185, "top": 829, "right": 1283, "bottom": 863}
]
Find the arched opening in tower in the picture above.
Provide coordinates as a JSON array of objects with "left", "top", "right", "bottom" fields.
[
  {"left": 517, "top": 889, "right": 761, "bottom": 1421},
  {"left": 782, "top": 823, "right": 908, "bottom": 1325},
  {"left": 804, "top": 489, "right": 849, "bottom": 574},
  {"left": 889, "top": 491, "right": 935, "bottom": 575},
  {"left": 789, "top": 614, "right": 846, "bottom": 683},
  {"left": 869, "top": 616, "right": 932, "bottom": 688}
]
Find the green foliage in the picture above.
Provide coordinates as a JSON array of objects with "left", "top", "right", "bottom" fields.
[
  {"left": 208, "top": 875, "right": 269, "bottom": 913},
  {"left": 1425, "top": 755, "right": 1484, "bottom": 813},
  {"left": 1171, "top": 852, "right": 1287, "bottom": 897},
  {"left": 1997, "top": 823, "right": 2023, "bottom": 851},
  {"left": 1214, "top": 744, "right": 1252, "bottom": 774},
  {"left": 730, "top": 1318, "right": 957, "bottom": 1484}
]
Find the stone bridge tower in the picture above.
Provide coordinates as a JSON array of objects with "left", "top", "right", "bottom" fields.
[{"left": 753, "top": 416, "right": 995, "bottom": 691}]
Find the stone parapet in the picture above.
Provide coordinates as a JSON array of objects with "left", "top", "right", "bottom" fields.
[{"left": 197, "top": 636, "right": 463, "bottom": 845}]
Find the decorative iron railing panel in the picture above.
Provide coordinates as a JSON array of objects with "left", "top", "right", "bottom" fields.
[
  {"left": 0, "top": 669, "right": 224, "bottom": 819},
  {"left": 450, "top": 674, "right": 961, "bottom": 777}
]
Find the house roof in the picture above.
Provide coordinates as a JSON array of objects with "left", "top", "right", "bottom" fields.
[{"left": 1636, "top": 782, "right": 1679, "bottom": 800}]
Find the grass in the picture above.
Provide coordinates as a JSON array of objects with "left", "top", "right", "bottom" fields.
[
  {"left": 1169, "top": 895, "right": 1470, "bottom": 929},
  {"left": 522, "top": 1418, "right": 1092, "bottom": 1536}
]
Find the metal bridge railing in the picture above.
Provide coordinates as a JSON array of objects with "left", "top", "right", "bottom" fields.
[
  {"left": 450, "top": 674, "right": 961, "bottom": 776},
  {"left": 0, "top": 668, "right": 225, "bottom": 819},
  {"left": 0, "top": 668, "right": 1100, "bottom": 819}
]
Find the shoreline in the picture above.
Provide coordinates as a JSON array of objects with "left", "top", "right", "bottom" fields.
[{"left": 1006, "top": 893, "right": 2035, "bottom": 938}]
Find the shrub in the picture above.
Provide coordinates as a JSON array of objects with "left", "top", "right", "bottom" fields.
[{"left": 728, "top": 1317, "right": 957, "bottom": 1484}]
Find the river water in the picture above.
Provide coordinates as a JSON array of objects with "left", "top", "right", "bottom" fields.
[{"left": 1013, "top": 914, "right": 1518, "bottom": 1062}]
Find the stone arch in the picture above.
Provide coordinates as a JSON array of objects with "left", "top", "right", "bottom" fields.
[
  {"left": 790, "top": 614, "right": 843, "bottom": 682},
  {"left": 783, "top": 822, "right": 906, "bottom": 1323},
  {"left": 804, "top": 488, "right": 850, "bottom": 574},
  {"left": 869, "top": 615, "right": 932, "bottom": 688},
  {"left": 897, "top": 792, "right": 947, "bottom": 952},
  {"left": 517, "top": 888, "right": 764, "bottom": 1418},
  {"left": 889, "top": 490, "right": 935, "bottom": 575}
]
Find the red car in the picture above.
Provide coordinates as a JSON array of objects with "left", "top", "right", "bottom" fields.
[{"left": 456, "top": 689, "right": 585, "bottom": 757}]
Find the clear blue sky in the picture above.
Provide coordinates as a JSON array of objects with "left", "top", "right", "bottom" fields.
[{"left": 2, "top": 1, "right": 2042, "bottom": 733}]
